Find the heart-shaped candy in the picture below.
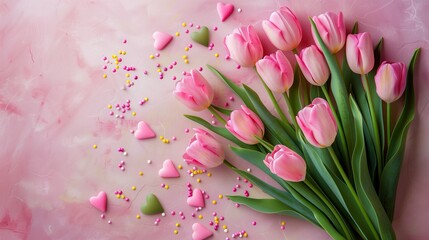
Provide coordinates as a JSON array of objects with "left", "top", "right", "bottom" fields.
[
  {"left": 192, "top": 223, "right": 213, "bottom": 240},
  {"left": 89, "top": 191, "right": 107, "bottom": 212},
  {"left": 190, "top": 26, "right": 210, "bottom": 47},
  {"left": 159, "top": 159, "right": 180, "bottom": 178},
  {"left": 153, "top": 31, "right": 173, "bottom": 50},
  {"left": 134, "top": 121, "right": 156, "bottom": 140},
  {"left": 140, "top": 193, "right": 164, "bottom": 215},
  {"left": 217, "top": 3, "right": 234, "bottom": 22},
  {"left": 187, "top": 188, "right": 205, "bottom": 208}
]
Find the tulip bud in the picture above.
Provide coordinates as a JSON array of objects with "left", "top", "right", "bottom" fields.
[
  {"left": 296, "top": 98, "right": 338, "bottom": 148},
  {"left": 262, "top": 7, "right": 302, "bottom": 51},
  {"left": 346, "top": 32, "right": 375, "bottom": 74},
  {"left": 224, "top": 25, "right": 264, "bottom": 67},
  {"left": 174, "top": 69, "right": 214, "bottom": 111},
  {"left": 226, "top": 105, "right": 265, "bottom": 144},
  {"left": 374, "top": 61, "right": 407, "bottom": 103},
  {"left": 312, "top": 12, "right": 346, "bottom": 53},
  {"left": 183, "top": 128, "right": 225, "bottom": 169},
  {"left": 295, "top": 45, "right": 330, "bottom": 86},
  {"left": 264, "top": 144, "right": 306, "bottom": 182},
  {"left": 256, "top": 50, "right": 294, "bottom": 93}
]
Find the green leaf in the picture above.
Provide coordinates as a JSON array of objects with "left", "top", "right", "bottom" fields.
[
  {"left": 309, "top": 18, "right": 355, "bottom": 159},
  {"left": 350, "top": 96, "right": 395, "bottom": 240},
  {"left": 207, "top": 64, "right": 254, "bottom": 110},
  {"left": 380, "top": 48, "right": 420, "bottom": 220},
  {"left": 184, "top": 114, "right": 256, "bottom": 150},
  {"left": 223, "top": 161, "right": 318, "bottom": 226},
  {"left": 211, "top": 105, "right": 232, "bottom": 115},
  {"left": 242, "top": 84, "right": 301, "bottom": 154},
  {"left": 289, "top": 65, "right": 302, "bottom": 115}
]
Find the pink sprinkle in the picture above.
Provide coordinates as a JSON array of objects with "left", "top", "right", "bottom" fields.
[
  {"left": 134, "top": 76, "right": 138, "bottom": 80},
  {"left": 120, "top": 160, "right": 125, "bottom": 165},
  {"left": 281, "top": 225, "right": 285, "bottom": 230},
  {"left": 189, "top": 23, "right": 194, "bottom": 27},
  {"left": 125, "top": 197, "right": 129, "bottom": 201},
  {"left": 232, "top": 188, "right": 237, "bottom": 192},
  {"left": 212, "top": 212, "right": 217, "bottom": 216},
  {"left": 108, "top": 220, "right": 112, "bottom": 224},
  {"left": 185, "top": 29, "right": 189, "bottom": 34},
  {"left": 191, "top": 213, "right": 196, "bottom": 217},
  {"left": 103, "top": 56, "right": 107, "bottom": 60},
  {"left": 208, "top": 46, "right": 213, "bottom": 51},
  {"left": 101, "top": 214, "right": 105, "bottom": 219},
  {"left": 144, "top": 70, "right": 148, "bottom": 75},
  {"left": 123, "top": 39, "right": 127, "bottom": 43},
  {"left": 163, "top": 67, "right": 168, "bottom": 71},
  {"left": 172, "top": 136, "right": 177, "bottom": 140},
  {"left": 156, "top": 63, "right": 161, "bottom": 67},
  {"left": 159, "top": 76, "right": 163, "bottom": 80},
  {"left": 179, "top": 211, "right": 184, "bottom": 215},
  {"left": 185, "top": 128, "right": 190, "bottom": 133},
  {"left": 156, "top": 218, "right": 160, "bottom": 222},
  {"left": 155, "top": 53, "right": 160, "bottom": 57},
  {"left": 109, "top": 111, "right": 114, "bottom": 116},
  {"left": 182, "top": 71, "right": 187, "bottom": 76},
  {"left": 112, "top": 69, "right": 116, "bottom": 73},
  {"left": 236, "top": 65, "right": 241, "bottom": 69},
  {"left": 169, "top": 64, "right": 174, "bottom": 69},
  {"left": 243, "top": 179, "right": 248, "bottom": 183},
  {"left": 213, "top": 26, "right": 218, "bottom": 31},
  {"left": 209, "top": 43, "right": 214, "bottom": 47},
  {"left": 118, "top": 147, "right": 125, "bottom": 152},
  {"left": 181, "top": 216, "right": 185, "bottom": 220},
  {"left": 171, "top": 211, "right": 176, "bottom": 215},
  {"left": 123, "top": 66, "right": 127, "bottom": 70},
  {"left": 196, "top": 25, "right": 200, "bottom": 29},
  {"left": 211, "top": 120, "right": 216, "bottom": 125},
  {"left": 235, "top": 184, "right": 240, "bottom": 188},
  {"left": 118, "top": 190, "right": 123, "bottom": 194},
  {"left": 225, "top": 55, "right": 230, "bottom": 60},
  {"left": 252, "top": 221, "right": 257, "bottom": 226},
  {"left": 154, "top": 221, "right": 158, "bottom": 225},
  {"left": 103, "top": 65, "right": 107, "bottom": 69},
  {"left": 188, "top": 44, "right": 193, "bottom": 48},
  {"left": 224, "top": 102, "right": 229, "bottom": 107},
  {"left": 248, "top": 183, "right": 253, "bottom": 188},
  {"left": 161, "top": 183, "right": 165, "bottom": 188},
  {"left": 130, "top": 130, "right": 135, "bottom": 134},
  {"left": 235, "top": 203, "right": 240, "bottom": 208},
  {"left": 117, "top": 58, "right": 122, "bottom": 62},
  {"left": 121, "top": 166, "right": 125, "bottom": 171},
  {"left": 198, "top": 67, "right": 203, "bottom": 71},
  {"left": 220, "top": 216, "right": 224, "bottom": 220},
  {"left": 173, "top": 61, "right": 177, "bottom": 65},
  {"left": 236, "top": 176, "right": 241, "bottom": 181},
  {"left": 209, "top": 221, "right": 214, "bottom": 226}
]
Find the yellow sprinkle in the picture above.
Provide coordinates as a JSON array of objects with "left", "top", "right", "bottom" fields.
[
  {"left": 165, "top": 185, "right": 169, "bottom": 189},
  {"left": 115, "top": 60, "right": 119, "bottom": 65},
  {"left": 126, "top": 80, "right": 131, "bottom": 84},
  {"left": 157, "top": 68, "right": 162, "bottom": 72},
  {"left": 178, "top": 165, "right": 183, "bottom": 170},
  {"left": 181, "top": 22, "right": 187, "bottom": 27},
  {"left": 214, "top": 216, "right": 219, "bottom": 221},
  {"left": 139, "top": 171, "right": 144, "bottom": 176},
  {"left": 116, "top": 194, "right": 121, "bottom": 199},
  {"left": 175, "top": 32, "right": 180, "bottom": 37},
  {"left": 160, "top": 136, "right": 164, "bottom": 140},
  {"left": 122, "top": 51, "right": 126, "bottom": 55},
  {"left": 192, "top": 170, "right": 197, "bottom": 174},
  {"left": 214, "top": 53, "right": 219, "bottom": 57},
  {"left": 173, "top": 230, "right": 178, "bottom": 235},
  {"left": 112, "top": 54, "right": 117, "bottom": 59},
  {"left": 212, "top": 200, "right": 217, "bottom": 205},
  {"left": 184, "top": 47, "right": 189, "bottom": 51},
  {"left": 198, "top": 214, "right": 203, "bottom": 219},
  {"left": 175, "top": 223, "right": 180, "bottom": 227},
  {"left": 165, "top": 139, "right": 170, "bottom": 144},
  {"left": 125, "top": 73, "right": 130, "bottom": 77},
  {"left": 136, "top": 214, "right": 141, "bottom": 219},
  {"left": 92, "top": 144, "right": 97, "bottom": 149},
  {"left": 131, "top": 186, "right": 136, "bottom": 191},
  {"left": 281, "top": 221, "right": 286, "bottom": 226},
  {"left": 115, "top": 65, "right": 119, "bottom": 69},
  {"left": 207, "top": 173, "right": 212, "bottom": 177},
  {"left": 243, "top": 232, "right": 248, "bottom": 237},
  {"left": 184, "top": 59, "right": 189, "bottom": 64},
  {"left": 121, "top": 195, "right": 125, "bottom": 199},
  {"left": 198, "top": 170, "right": 202, "bottom": 174},
  {"left": 214, "top": 220, "right": 219, "bottom": 224},
  {"left": 107, "top": 104, "right": 112, "bottom": 109},
  {"left": 149, "top": 55, "right": 155, "bottom": 59},
  {"left": 132, "top": 112, "right": 136, "bottom": 116},
  {"left": 144, "top": 97, "right": 149, "bottom": 101},
  {"left": 196, "top": 178, "right": 201, "bottom": 183},
  {"left": 222, "top": 225, "right": 227, "bottom": 229},
  {"left": 218, "top": 194, "right": 223, "bottom": 199},
  {"left": 162, "top": 139, "right": 167, "bottom": 143},
  {"left": 103, "top": 74, "right": 107, "bottom": 78},
  {"left": 182, "top": 55, "right": 188, "bottom": 59}
]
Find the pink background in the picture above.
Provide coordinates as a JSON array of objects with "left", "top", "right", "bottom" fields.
[{"left": 1, "top": 0, "right": 428, "bottom": 239}]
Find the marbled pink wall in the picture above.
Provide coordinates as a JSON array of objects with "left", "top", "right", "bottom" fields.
[{"left": 0, "top": 0, "right": 428, "bottom": 239}]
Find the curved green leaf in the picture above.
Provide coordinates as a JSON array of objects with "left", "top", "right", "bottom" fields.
[
  {"left": 211, "top": 105, "right": 232, "bottom": 115},
  {"left": 380, "top": 48, "right": 420, "bottom": 219}
]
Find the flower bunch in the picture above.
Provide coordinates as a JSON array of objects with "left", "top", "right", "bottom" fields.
[{"left": 175, "top": 7, "right": 420, "bottom": 240}]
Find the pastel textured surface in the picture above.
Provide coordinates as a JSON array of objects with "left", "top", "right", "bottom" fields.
[{"left": 0, "top": 0, "right": 428, "bottom": 239}]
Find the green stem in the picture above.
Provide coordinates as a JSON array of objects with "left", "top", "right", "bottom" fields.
[
  {"left": 282, "top": 92, "right": 298, "bottom": 130},
  {"left": 361, "top": 74, "right": 382, "bottom": 174},
  {"left": 254, "top": 67, "right": 289, "bottom": 124},
  {"left": 321, "top": 85, "right": 350, "bottom": 170},
  {"left": 293, "top": 48, "right": 310, "bottom": 106},
  {"left": 208, "top": 105, "right": 227, "bottom": 125},
  {"left": 327, "top": 147, "right": 380, "bottom": 240},
  {"left": 255, "top": 136, "right": 274, "bottom": 151},
  {"left": 386, "top": 103, "right": 391, "bottom": 146},
  {"left": 304, "top": 180, "right": 353, "bottom": 239}
]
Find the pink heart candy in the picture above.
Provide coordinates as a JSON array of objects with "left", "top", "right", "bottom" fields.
[
  {"left": 217, "top": 2, "right": 234, "bottom": 22},
  {"left": 134, "top": 121, "right": 156, "bottom": 140},
  {"left": 158, "top": 159, "right": 180, "bottom": 178},
  {"left": 192, "top": 223, "right": 213, "bottom": 240},
  {"left": 187, "top": 188, "right": 205, "bottom": 208},
  {"left": 89, "top": 191, "right": 107, "bottom": 212},
  {"left": 152, "top": 31, "right": 173, "bottom": 50}
]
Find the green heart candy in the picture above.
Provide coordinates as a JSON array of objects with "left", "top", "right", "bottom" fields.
[
  {"left": 140, "top": 193, "right": 164, "bottom": 215},
  {"left": 190, "top": 26, "right": 210, "bottom": 47}
]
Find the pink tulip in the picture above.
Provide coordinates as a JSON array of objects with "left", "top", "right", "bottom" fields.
[
  {"left": 262, "top": 7, "right": 302, "bottom": 51},
  {"left": 312, "top": 12, "right": 346, "bottom": 53},
  {"left": 346, "top": 32, "right": 375, "bottom": 74},
  {"left": 295, "top": 45, "right": 330, "bottom": 86},
  {"left": 226, "top": 105, "right": 265, "bottom": 144},
  {"left": 296, "top": 98, "right": 338, "bottom": 148},
  {"left": 224, "top": 25, "right": 264, "bottom": 67},
  {"left": 264, "top": 144, "right": 306, "bottom": 182},
  {"left": 256, "top": 50, "right": 294, "bottom": 93},
  {"left": 183, "top": 128, "right": 225, "bottom": 169},
  {"left": 174, "top": 69, "right": 214, "bottom": 111},
  {"left": 374, "top": 61, "right": 407, "bottom": 103}
]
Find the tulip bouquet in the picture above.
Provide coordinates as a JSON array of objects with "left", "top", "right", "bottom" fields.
[{"left": 175, "top": 7, "right": 420, "bottom": 240}]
